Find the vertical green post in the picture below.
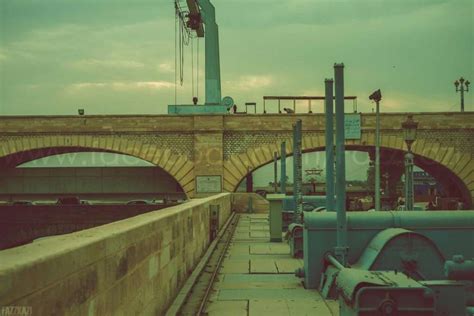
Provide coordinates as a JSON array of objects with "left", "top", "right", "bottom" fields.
[
  {"left": 280, "top": 141, "right": 287, "bottom": 194},
  {"left": 324, "top": 79, "right": 335, "bottom": 212},
  {"left": 334, "top": 63, "right": 348, "bottom": 265},
  {"left": 293, "top": 120, "right": 303, "bottom": 224}
]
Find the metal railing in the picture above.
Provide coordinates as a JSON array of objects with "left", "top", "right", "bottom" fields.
[{"left": 262, "top": 96, "right": 358, "bottom": 114}]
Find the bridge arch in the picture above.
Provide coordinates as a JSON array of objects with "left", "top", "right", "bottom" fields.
[
  {"left": 0, "top": 135, "right": 195, "bottom": 197},
  {"left": 223, "top": 134, "right": 473, "bottom": 208}
]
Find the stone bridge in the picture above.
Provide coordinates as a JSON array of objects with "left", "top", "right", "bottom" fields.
[{"left": 0, "top": 112, "right": 472, "bottom": 206}]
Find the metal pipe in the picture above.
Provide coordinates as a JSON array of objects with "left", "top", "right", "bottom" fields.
[
  {"left": 375, "top": 99, "right": 381, "bottom": 211},
  {"left": 334, "top": 63, "right": 348, "bottom": 266},
  {"left": 324, "top": 79, "right": 335, "bottom": 212},
  {"left": 405, "top": 152, "right": 414, "bottom": 210},
  {"left": 280, "top": 141, "right": 287, "bottom": 194},
  {"left": 293, "top": 120, "right": 303, "bottom": 223},
  {"left": 273, "top": 151, "right": 278, "bottom": 193},
  {"left": 325, "top": 253, "right": 344, "bottom": 270}
]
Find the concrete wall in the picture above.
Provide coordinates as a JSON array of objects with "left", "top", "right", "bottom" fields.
[
  {"left": 0, "top": 193, "right": 232, "bottom": 315},
  {"left": 0, "top": 204, "right": 176, "bottom": 250}
]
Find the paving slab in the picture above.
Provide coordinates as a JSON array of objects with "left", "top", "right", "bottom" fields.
[
  {"left": 206, "top": 300, "right": 248, "bottom": 316},
  {"left": 228, "top": 244, "right": 249, "bottom": 256},
  {"left": 218, "top": 288, "right": 319, "bottom": 300},
  {"left": 249, "top": 299, "right": 333, "bottom": 316},
  {"left": 221, "top": 259, "right": 250, "bottom": 274},
  {"left": 250, "top": 243, "right": 289, "bottom": 255},
  {"left": 250, "top": 258, "right": 278, "bottom": 273},
  {"left": 219, "top": 274, "right": 301, "bottom": 289},
  {"left": 275, "top": 258, "right": 304, "bottom": 274},
  {"left": 205, "top": 214, "right": 338, "bottom": 315},
  {"left": 249, "top": 231, "right": 269, "bottom": 238}
]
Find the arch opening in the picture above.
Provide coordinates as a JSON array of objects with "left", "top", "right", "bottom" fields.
[
  {"left": 232, "top": 145, "right": 471, "bottom": 210},
  {"left": 0, "top": 147, "right": 189, "bottom": 204}
]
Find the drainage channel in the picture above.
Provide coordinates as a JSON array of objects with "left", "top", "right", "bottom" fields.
[{"left": 166, "top": 213, "right": 240, "bottom": 316}]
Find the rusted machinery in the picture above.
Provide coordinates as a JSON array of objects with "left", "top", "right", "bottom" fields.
[{"left": 300, "top": 211, "right": 474, "bottom": 315}]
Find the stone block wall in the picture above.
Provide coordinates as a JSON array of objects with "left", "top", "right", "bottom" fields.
[
  {"left": 232, "top": 193, "right": 269, "bottom": 214},
  {"left": 0, "top": 193, "right": 231, "bottom": 315},
  {"left": 0, "top": 204, "right": 176, "bottom": 250}
]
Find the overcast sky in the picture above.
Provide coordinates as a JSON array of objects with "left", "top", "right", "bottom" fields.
[{"left": 0, "top": 0, "right": 472, "bottom": 115}]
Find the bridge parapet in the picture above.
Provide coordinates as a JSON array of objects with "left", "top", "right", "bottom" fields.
[
  {"left": 0, "top": 193, "right": 232, "bottom": 315},
  {"left": 0, "top": 112, "right": 472, "bottom": 203}
]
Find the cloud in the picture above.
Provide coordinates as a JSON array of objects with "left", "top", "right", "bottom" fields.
[
  {"left": 66, "top": 81, "right": 174, "bottom": 93},
  {"left": 159, "top": 62, "right": 174, "bottom": 74},
  {"left": 225, "top": 75, "right": 274, "bottom": 91},
  {"left": 68, "top": 59, "right": 145, "bottom": 70}
]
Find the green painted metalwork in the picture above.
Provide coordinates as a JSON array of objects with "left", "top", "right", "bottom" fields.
[
  {"left": 168, "top": 104, "right": 229, "bottom": 114},
  {"left": 352, "top": 228, "right": 446, "bottom": 280},
  {"left": 334, "top": 63, "right": 348, "bottom": 265},
  {"left": 292, "top": 120, "right": 303, "bottom": 224},
  {"left": 324, "top": 79, "right": 335, "bottom": 212},
  {"left": 280, "top": 141, "right": 287, "bottom": 194},
  {"left": 302, "top": 211, "right": 474, "bottom": 289}
]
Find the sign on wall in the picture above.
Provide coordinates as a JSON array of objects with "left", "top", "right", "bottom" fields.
[
  {"left": 196, "top": 176, "right": 222, "bottom": 193},
  {"left": 345, "top": 114, "right": 361, "bottom": 140}
]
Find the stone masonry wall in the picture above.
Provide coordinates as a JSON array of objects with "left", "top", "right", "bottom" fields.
[{"left": 0, "top": 193, "right": 231, "bottom": 315}]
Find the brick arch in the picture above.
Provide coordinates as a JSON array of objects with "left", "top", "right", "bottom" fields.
[
  {"left": 223, "top": 134, "right": 473, "bottom": 207},
  {"left": 0, "top": 135, "right": 195, "bottom": 197}
]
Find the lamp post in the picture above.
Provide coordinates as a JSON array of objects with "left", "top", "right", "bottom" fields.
[
  {"left": 369, "top": 89, "right": 382, "bottom": 211},
  {"left": 454, "top": 77, "right": 470, "bottom": 112},
  {"left": 401, "top": 115, "right": 418, "bottom": 211}
]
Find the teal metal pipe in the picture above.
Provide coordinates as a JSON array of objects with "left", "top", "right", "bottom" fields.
[
  {"left": 334, "top": 63, "right": 348, "bottom": 265},
  {"left": 293, "top": 120, "right": 303, "bottom": 224},
  {"left": 280, "top": 141, "right": 287, "bottom": 194},
  {"left": 405, "top": 152, "right": 415, "bottom": 210},
  {"left": 324, "top": 79, "right": 335, "bottom": 212},
  {"left": 293, "top": 124, "right": 297, "bottom": 214},
  {"left": 273, "top": 151, "right": 278, "bottom": 193}
]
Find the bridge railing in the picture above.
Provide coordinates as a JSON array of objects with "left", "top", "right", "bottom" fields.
[{"left": 261, "top": 96, "right": 358, "bottom": 114}]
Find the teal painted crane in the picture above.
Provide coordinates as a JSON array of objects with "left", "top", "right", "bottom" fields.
[{"left": 170, "top": 0, "right": 232, "bottom": 114}]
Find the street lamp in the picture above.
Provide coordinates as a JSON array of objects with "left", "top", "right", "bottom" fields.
[
  {"left": 454, "top": 77, "right": 470, "bottom": 112},
  {"left": 369, "top": 89, "right": 382, "bottom": 211},
  {"left": 401, "top": 115, "right": 418, "bottom": 211}
]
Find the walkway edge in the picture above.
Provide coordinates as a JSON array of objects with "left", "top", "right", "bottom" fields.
[{"left": 165, "top": 211, "right": 237, "bottom": 316}]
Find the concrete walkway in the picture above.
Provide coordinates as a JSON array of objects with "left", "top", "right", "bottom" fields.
[{"left": 205, "top": 214, "right": 339, "bottom": 316}]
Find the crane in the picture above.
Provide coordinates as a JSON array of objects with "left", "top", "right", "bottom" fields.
[{"left": 169, "top": 0, "right": 233, "bottom": 114}]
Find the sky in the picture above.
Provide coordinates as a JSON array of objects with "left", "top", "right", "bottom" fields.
[{"left": 0, "top": 0, "right": 473, "bottom": 115}]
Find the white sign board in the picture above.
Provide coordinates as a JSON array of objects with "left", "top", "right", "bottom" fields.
[
  {"left": 345, "top": 114, "right": 361, "bottom": 140},
  {"left": 196, "top": 176, "right": 222, "bottom": 193}
]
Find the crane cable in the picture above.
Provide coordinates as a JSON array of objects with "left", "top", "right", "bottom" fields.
[
  {"left": 174, "top": 2, "right": 178, "bottom": 105},
  {"left": 197, "top": 38, "right": 199, "bottom": 100},
  {"left": 191, "top": 37, "right": 194, "bottom": 97}
]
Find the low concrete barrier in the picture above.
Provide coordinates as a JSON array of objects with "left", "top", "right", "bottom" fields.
[
  {"left": 0, "top": 193, "right": 231, "bottom": 315},
  {"left": 0, "top": 204, "right": 177, "bottom": 250},
  {"left": 232, "top": 193, "right": 269, "bottom": 213}
]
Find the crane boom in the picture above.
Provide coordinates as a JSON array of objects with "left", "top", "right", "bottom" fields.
[
  {"left": 185, "top": 0, "right": 204, "bottom": 37},
  {"left": 170, "top": 0, "right": 230, "bottom": 113},
  {"left": 184, "top": 0, "right": 222, "bottom": 105}
]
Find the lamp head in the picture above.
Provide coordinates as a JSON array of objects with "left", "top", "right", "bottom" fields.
[
  {"left": 369, "top": 89, "right": 382, "bottom": 102},
  {"left": 402, "top": 114, "right": 418, "bottom": 151},
  {"left": 454, "top": 80, "right": 460, "bottom": 88}
]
